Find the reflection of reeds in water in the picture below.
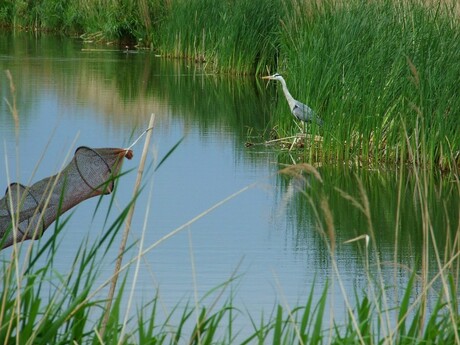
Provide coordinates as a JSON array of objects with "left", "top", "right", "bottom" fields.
[
  {"left": 277, "top": 161, "right": 460, "bottom": 343},
  {"left": 5, "top": 0, "right": 460, "bottom": 170},
  {"left": 72, "top": 71, "right": 166, "bottom": 126},
  {"left": 1, "top": 42, "right": 270, "bottom": 142}
]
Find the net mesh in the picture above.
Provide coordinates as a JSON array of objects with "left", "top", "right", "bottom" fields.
[{"left": 0, "top": 146, "right": 133, "bottom": 249}]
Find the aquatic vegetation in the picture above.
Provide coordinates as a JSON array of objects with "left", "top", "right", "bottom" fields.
[
  {"left": 156, "top": 0, "right": 282, "bottom": 74},
  {"left": 156, "top": 0, "right": 460, "bottom": 169},
  {"left": 0, "top": 4, "right": 459, "bottom": 341},
  {"left": 275, "top": 0, "right": 460, "bottom": 170},
  {"left": 1, "top": 81, "right": 459, "bottom": 343}
]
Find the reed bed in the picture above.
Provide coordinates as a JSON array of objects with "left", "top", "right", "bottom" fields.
[
  {"left": 156, "top": 0, "right": 282, "bottom": 74},
  {"left": 156, "top": 0, "right": 459, "bottom": 169},
  {"left": 1, "top": 88, "right": 459, "bottom": 343},
  {"left": 275, "top": 0, "right": 460, "bottom": 170}
]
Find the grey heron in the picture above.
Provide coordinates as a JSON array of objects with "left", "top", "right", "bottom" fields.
[{"left": 262, "top": 73, "right": 322, "bottom": 127}]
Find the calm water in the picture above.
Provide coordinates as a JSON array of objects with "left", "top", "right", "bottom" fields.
[{"left": 1, "top": 34, "right": 458, "bottom": 337}]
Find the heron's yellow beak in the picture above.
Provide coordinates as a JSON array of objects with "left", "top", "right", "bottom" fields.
[{"left": 262, "top": 75, "right": 272, "bottom": 80}]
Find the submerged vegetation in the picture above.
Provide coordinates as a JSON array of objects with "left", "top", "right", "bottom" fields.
[{"left": 1, "top": 0, "right": 459, "bottom": 169}]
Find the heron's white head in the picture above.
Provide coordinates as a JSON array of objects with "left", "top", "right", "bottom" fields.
[{"left": 262, "top": 73, "right": 284, "bottom": 82}]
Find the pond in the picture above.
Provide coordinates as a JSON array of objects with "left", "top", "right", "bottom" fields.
[{"left": 1, "top": 34, "right": 458, "bottom": 338}]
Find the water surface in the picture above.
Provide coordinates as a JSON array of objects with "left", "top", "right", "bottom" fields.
[{"left": 1, "top": 34, "right": 458, "bottom": 337}]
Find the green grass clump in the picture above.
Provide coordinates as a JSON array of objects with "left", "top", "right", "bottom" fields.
[
  {"left": 157, "top": 0, "right": 282, "bottom": 74},
  {"left": 2, "top": 230, "right": 459, "bottom": 344},
  {"left": 0, "top": 0, "right": 164, "bottom": 43},
  {"left": 273, "top": 0, "right": 460, "bottom": 169}
]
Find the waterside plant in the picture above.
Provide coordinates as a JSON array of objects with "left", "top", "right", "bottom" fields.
[
  {"left": 272, "top": 0, "right": 460, "bottom": 171},
  {"left": 0, "top": 84, "right": 459, "bottom": 343},
  {"left": 1, "top": 157, "right": 459, "bottom": 344}
]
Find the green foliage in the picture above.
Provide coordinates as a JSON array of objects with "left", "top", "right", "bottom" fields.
[
  {"left": 0, "top": 0, "right": 165, "bottom": 42},
  {"left": 0, "top": 1, "right": 459, "bottom": 343},
  {"left": 157, "top": 0, "right": 282, "bottom": 74},
  {"left": 275, "top": 0, "right": 460, "bottom": 169}
]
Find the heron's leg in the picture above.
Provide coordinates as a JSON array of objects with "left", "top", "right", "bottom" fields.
[
  {"left": 291, "top": 119, "right": 307, "bottom": 151},
  {"left": 293, "top": 119, "right": 303, "bottom": 132}
]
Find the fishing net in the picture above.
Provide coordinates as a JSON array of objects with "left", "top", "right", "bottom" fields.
[{"left": 0, "top": 146, "right": 133, "bottom": 249}]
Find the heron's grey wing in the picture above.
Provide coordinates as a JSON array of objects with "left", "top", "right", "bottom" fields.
[
  {"left": 292, "top": 101, "right": 314, "bottom": 122},
  {"left": 292, "top": 101, "right": 323, "bottom": 125}
]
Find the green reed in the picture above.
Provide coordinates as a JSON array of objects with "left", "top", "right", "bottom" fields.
[
  {"left": 274, "top": 0, "right": 460, "bottom": 169},
  {"left": 1, "top": 158, "right": 459, "bottom": 344},
  {"left": 156, "top": 0, "right": 282, "bottom": 74},
  {"left": 153, "top": 0, "right": 460, "bottom": 169},
  {"left": 1, "top": 1, "right": 459, "bottom": 343},
  {"left": 0, "top": 0, "right": 164, "bottom": 43}
]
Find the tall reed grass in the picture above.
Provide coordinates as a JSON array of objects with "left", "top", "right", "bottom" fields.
[
  {"left": 1, "top": 155, "right": 459, "bottom": 344},
  {"left": 156, "top": 0, "right": 282, "bottom": 74},
  {"left": 1, "top": 1, "right": 459, "bottom": 341},
  {"left": 156, "top": 0, "right": 460, "bottom": 169},
  {"left": 1, "top": 75, "right": 459, "bottom": 342},
  {"left": 267, "top": 0, "right": 460, "bottom": 170},
  {"left": 0, "top": 0, "right": 164, "bottom": 43}
]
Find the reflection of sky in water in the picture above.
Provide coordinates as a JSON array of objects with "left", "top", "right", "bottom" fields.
[
  {"left": 0, "top": 59, "right": 337, "bottom": 333},
  {"left": 1, "top": 35, "right": 455, "bottom": 339}
]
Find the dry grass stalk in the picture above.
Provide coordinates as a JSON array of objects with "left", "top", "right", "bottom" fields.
[
  {"left": 4, "top": 70, "right": 19, "bottom": 136},
  {"left": 278, "top": 162, "right": 323, "bottom": 183},
  {"left": 100, "top": 113, "right": 155, "bottom": 338}
]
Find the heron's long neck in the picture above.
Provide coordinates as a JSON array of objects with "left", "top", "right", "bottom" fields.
[{"left": 279, "top": 78, "right": 296, "bottom": 109}]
